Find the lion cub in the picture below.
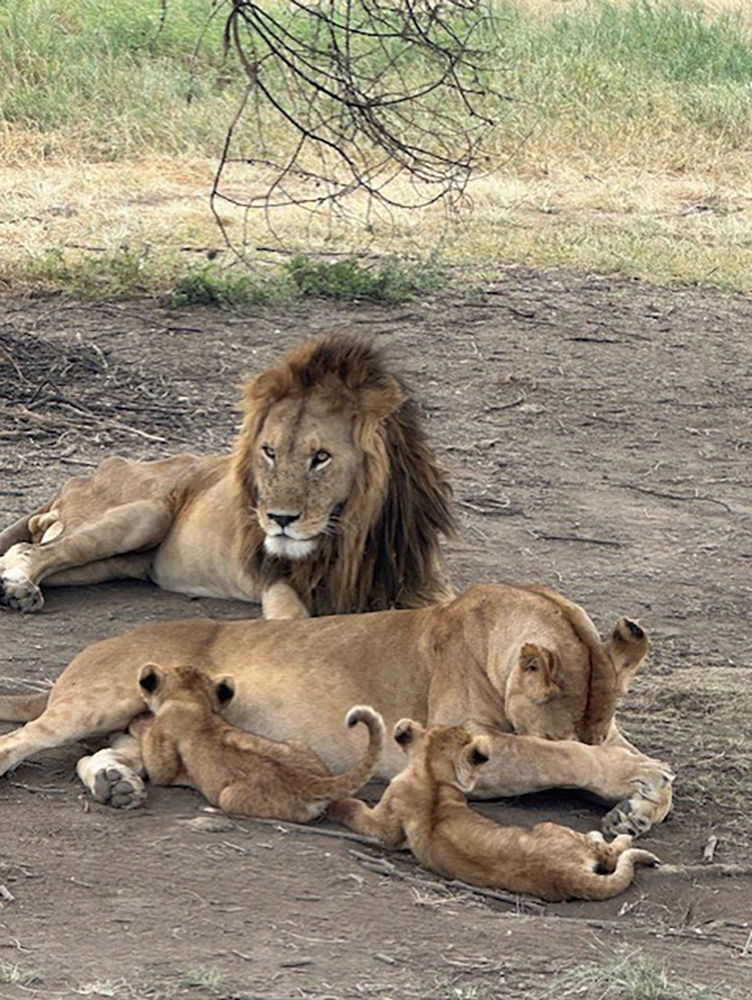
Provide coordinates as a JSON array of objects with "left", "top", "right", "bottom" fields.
[
  {"left": 136, "top": 663, "right": 384, "bottom": 822},
  {"left": 329, "top": 721, "right": 659, "bottom": 902}
]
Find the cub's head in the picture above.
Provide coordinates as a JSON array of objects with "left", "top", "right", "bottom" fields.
[
  {"left": 394, "top": 719, "right": 491, "bottom": 793},
  {"left": 137, "top": 663, "right": 235, "bottom": 715},
  {"left": 234, "top": 336, "right": 406, "bottom": 562},
  {"left": 504, "top": 617, "right": 650, "bottom": 744}
]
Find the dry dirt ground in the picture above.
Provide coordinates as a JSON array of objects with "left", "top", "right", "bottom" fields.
[{"left": 1, "top": 268, "right": 751, "bottom": 999}]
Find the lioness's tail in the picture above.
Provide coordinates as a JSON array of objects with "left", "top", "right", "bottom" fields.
[
  {"left": 308, "top": 705, "right": 385, "bottom": 800},
  {"left": 577, "top": 849, "right": 660, "bottom": 901},
  {"left": 0, "top": 690, "right": 51, "bottom": 722}
]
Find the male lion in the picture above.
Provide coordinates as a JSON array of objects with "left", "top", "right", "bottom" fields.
[
  {"left": 0, "top": 335, "right": 455, "bottom": 618},
  {"left": 135, "top": 662, "right": 384, "bottom": 822},
  {"left": 0, "top": 583, "right": 673, "bottom": 836},
  {"left": 329, "top": 721, "right": 659, "bottom": 902}
]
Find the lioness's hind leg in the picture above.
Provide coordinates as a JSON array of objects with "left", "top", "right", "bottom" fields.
[
  {"left": 0, "top": 703, "right": 108, "bottom": 776},
  {"left": 77, "top": 734, "right": 147, "bottom": 810}
]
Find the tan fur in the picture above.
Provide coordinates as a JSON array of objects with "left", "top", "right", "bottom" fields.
[
  {"left": 136, "top": 663, "right": 384, "bottom": 821},
  {"left": 0, "top": 584, "right": 673, "bottom": 835},
  {"left": 330, "top": 721, "right": 659, "bottom": 902},
  {"left": 0, "top": 335, "right": 455, "bottom": 616}
]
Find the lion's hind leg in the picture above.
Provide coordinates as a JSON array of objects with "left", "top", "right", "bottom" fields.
[{"left": 0, "top": 499, "right": 172, "bottom": 612}]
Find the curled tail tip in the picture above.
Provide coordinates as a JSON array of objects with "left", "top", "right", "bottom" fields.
[{"left": 345, "top": 704, "right": 384, "bottom": 732}]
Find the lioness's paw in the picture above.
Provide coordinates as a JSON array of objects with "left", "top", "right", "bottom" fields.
[
  {"left": 602, "top": 768, "right": 674, "bottom": 837},
  {"left": 77, "top": 753, "right": 146, "bottom": 810},
  {"left": 602, "top": 799, "right": 652, "bottom": 837},
  {"left": 93, "top": 766, "right": 146, "bottom": 810}
]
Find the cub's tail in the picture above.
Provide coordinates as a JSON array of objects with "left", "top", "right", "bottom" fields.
[
  {"left": 0, "top": 690, "right": 51, "bottom": 722},
  {"left": 308, "top": 705, "right": 385, "bottom": 800},
  {"left": 578, "top": 848, "right": 660, "bottom": 901}
]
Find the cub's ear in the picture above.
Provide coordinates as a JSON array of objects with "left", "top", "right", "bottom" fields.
[
  {"left": 465, "top": 735, "right": 492, "bottom": 769},
  {"left": 607, "top": 618, "right": 650, "bottom": 693},
  {"left": 215, "top": 675, "right": 235, "bottom": 705},
  {"left": 138, "top": 662, "right": 162, "bottom": 696},
  {"left": 393, "top": 718, "right": 425, "bottom": 752},
  {"left": 513, "top": 643, "right": 564, "bottom": 704}
]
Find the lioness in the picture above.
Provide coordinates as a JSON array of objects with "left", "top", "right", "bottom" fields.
[
  {"left": 0, "top": 335, "right": 455, "bottom": 618},
  {"left": 135, "top": 662, "right": 384, "bottom": 821},
  {"left": 329, "top": 721, "right": 659, "bottom": 902},
  {"left": 0, "top": 584, "right": 673, "bottom": 836}
]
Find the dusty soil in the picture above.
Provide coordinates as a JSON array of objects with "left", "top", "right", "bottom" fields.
[{"left": 1, "top": 269, "right": 751, "bottom": 999}]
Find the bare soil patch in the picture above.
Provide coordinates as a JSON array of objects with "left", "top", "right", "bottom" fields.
[{"left": 1, "top": 268, "right": 751, "bottom": 999}]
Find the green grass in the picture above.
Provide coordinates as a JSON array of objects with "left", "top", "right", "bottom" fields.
[
  {"left": 283, "top": 254, "right": 446, "bottom": 304},
  {"left": 17, "top": 245, "right": 446, "bottom": 305},
  {"left": 548, "top": 950, "right": 726, "bottom": 1000},
  {"left": 2, "top": 1, "right": 750, "bottom": 164}
]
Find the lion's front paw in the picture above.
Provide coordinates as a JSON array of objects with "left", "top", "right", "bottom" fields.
[
  {"left": 77, "top": 753, "right": 147, "bottom": 810},
  {"left": 602, "top": 766, "right": 674, "bottom": 837}
]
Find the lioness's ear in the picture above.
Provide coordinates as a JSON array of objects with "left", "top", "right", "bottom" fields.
[
  {"left": 215, "top": 675, "right": 235, "bottom": 705},
  {"left": 138, "top": 662, "right": 162, "bottom": 695},
  {"left": 466, "top": 735, "right": 491, "bottom": 768},
  {"left": 514, "top": 643, "right": 563, "bottom": 704},
  {"left": 607, "top": 618, "right": 650, "bottom": 693},
  {"left": 394, "top": 718, "right": 425, "bottom": 752}
]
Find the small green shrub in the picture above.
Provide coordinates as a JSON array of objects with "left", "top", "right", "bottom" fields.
[{"left": 284, "top": 254, "right": 445, "bottom": 303}]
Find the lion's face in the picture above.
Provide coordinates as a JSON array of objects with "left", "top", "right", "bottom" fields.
[{"left": 253, "top": 396, "right": 360, "bottom": 560}]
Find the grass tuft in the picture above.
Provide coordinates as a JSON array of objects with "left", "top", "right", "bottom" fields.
[
  {"left": 549, "top": 949, "right": 725, "bottom": 1000},
  {"left": 178, "top": 966, "right": 225, "bottom": 994},
  {"left": 0, "top": 960, "right": 41, "bottom": 986},
  {"left": 283, "top": 254, "right": 446, "bottom": 303}
]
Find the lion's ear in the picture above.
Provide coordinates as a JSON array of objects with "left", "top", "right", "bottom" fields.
[
  {"left": 215, "top": 675, "right": 235, "bottom": 705},
  {"left": 138, "top": 662, "right": 163, "bottom": 696},
  {"left": 606, "top": 618, "right": 649, "bottom": 693},
  {"left": 359, "top": 375, "right": 407, "bottom": 424},
  {"left": 513, "top": 643, "right": 564, "bottom": 704},
  {"left": 394, "top": 718, "right": 425, "bottom": 753}
]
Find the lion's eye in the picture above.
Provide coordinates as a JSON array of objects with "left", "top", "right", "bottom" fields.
[
  {"left": 262, "top": 444, "right": 276, "bottom": 462},
  {"left": 310, "top": 449, "right": 331, "bottom": 469}
]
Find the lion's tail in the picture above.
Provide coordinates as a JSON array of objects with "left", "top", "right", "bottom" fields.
[
  {"left": 0, "top": 690, "right": 51, "bottom": 722},
  {"left": 308, "top": 705, "right": 385, "bottom": 800},
  {"left": 576, "top": 849, "right": 660, "bottom": 901}
]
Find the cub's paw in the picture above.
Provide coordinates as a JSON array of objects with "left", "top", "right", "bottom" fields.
[{"left": 77, "top": 754, "right": 147, "bottom": 810}]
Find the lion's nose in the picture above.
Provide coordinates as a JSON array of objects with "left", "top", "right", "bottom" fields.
[{"left": 268, "top": 512, "right": 300, "bottom": 529}]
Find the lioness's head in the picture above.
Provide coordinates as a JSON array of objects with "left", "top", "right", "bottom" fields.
[
  {"left": 504, "top": 618, "right": 650, "bottom": 744},
  {"left": 138, "top": 663, "right": 235, "bottom": 714},
  {"left": 394, "top": 719, "right": 491, "bottom": 793}
]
